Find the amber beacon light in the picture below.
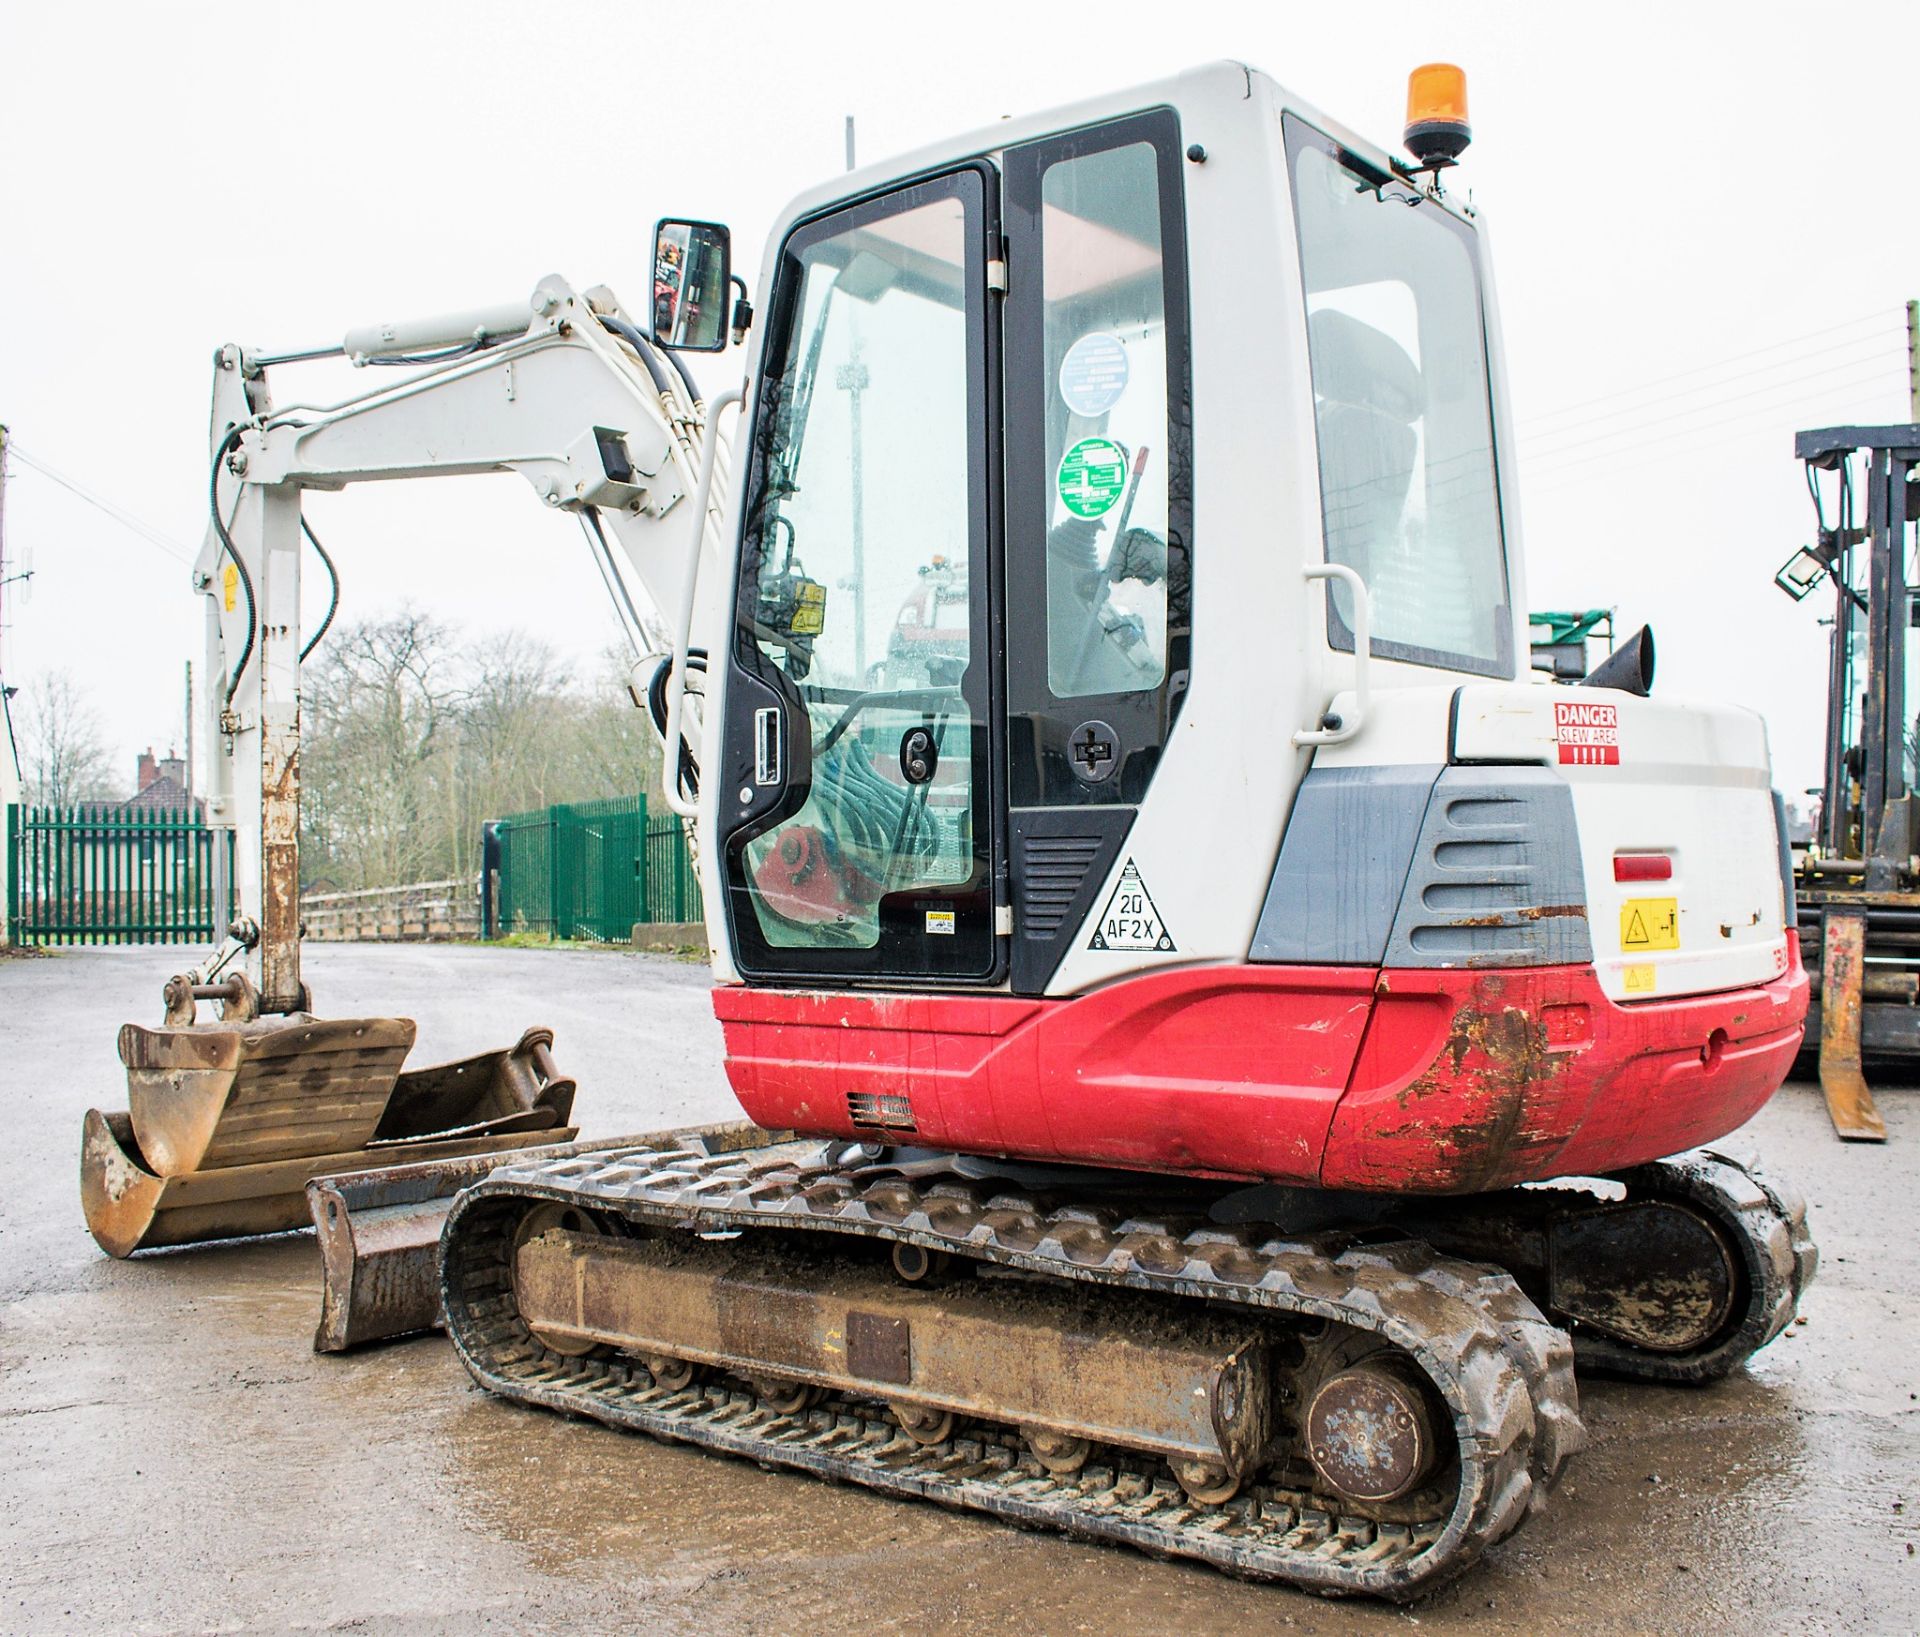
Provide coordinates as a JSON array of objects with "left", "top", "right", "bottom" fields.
[{"left": 1405, "top": 63, "right": 1472, "bottom": 170}]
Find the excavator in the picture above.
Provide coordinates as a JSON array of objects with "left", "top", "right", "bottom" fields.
[{"left": 106, "top": 61, "right": 1814, "bottom": 1599}]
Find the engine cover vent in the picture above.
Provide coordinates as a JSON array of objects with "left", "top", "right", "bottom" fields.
[
  {"left": 1384, "top": 766, "right": 1592, "bottom": 968},
  {"left": 1020, "top": 834, "right": 1106, "bottom": 935},
  {"left": 847, "top": 1091, "right": 916, "bottom": 1131},
  {"left": 1009, "top": 807, "right": 1135, "bottom": 995}
]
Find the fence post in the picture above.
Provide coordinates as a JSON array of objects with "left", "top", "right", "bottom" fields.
[
  {"left": 3, "top": 803, "right": 15, "bottom": 946},
  {"left": 641, "top": 798, "right": 656, "bottom": 940},
  {"left": 480, "top": 821, "right": 500, "bottom": 940},
  {"left": 674, "top": 817, "right": 690, "bottom": 923}
]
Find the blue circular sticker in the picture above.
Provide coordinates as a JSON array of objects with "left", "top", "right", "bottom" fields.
[{"left": 1058, "top": 332, "right": 1129, "bottom": 418}]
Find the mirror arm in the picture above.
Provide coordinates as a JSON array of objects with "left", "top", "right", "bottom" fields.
[{"left": 730, "top": 275, "right": 754, "bottom": 345}]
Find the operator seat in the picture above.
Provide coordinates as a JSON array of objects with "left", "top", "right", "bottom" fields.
[{"left": 1306, "top": 308, "right": 1424, "bottom": 603}]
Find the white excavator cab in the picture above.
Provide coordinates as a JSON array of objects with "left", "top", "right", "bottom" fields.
[{"left": 702, "top": 69, "right": 1527, "bottom": 1002}]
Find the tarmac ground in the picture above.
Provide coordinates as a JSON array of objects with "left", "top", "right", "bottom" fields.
[{"left": 2, "top": 942, "right": 1914, "bottom": 1633}]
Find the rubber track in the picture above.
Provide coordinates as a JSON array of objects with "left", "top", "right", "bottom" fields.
[
  {"left": 441, "top": 1134, "right": 1583, "bottom": 1599},
  {"left": 1573, "top": 1148, "right": 1818, "bottom": 1384}
]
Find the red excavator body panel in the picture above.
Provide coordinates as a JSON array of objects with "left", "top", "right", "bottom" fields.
[{"left": 714, "top": 934, "right": 1808, "bottom": 1193}]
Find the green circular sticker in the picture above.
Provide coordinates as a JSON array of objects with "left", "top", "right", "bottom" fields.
[{"left": 1056, "top": 436, "right": 1129, "bottom": 520}]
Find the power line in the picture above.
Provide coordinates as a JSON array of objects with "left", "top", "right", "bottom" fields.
[
  {"left": 1520, "top": 368, "right": 1907, "bottom": 489},
  {"left": 6, "top": 441, "right": 196, "bottom": 564},
  {"left": 1520, "top": 362, "right": 1901, "bottom": 476},
  {"left": 1514, "top": 308, "right": 1894, "bottom": 428},
  {"left": 1517, "top": 337, "right": 1898, "bottom": 447}
]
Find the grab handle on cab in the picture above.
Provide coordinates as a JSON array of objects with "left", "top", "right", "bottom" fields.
[
  {"left": 661, "top": 386, "right": 744, "bottom": 818},
  {"left": 1294, "top": 562, "right": 1372, "bottom": 748}
]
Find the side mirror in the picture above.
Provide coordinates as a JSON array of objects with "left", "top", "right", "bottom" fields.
[{"left": 652, "top": 219, "right": 732, "bottom": 352}]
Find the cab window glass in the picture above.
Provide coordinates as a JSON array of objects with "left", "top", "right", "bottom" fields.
[
  {"left": 736, "top": 187, "right": 985, "bottom": 957},
  {"left": 1288, "top": 120, "right": 1511, "bottom": 675},
  {"left": 1040, "top": 141, "right": 1175, "bottom": 699}
]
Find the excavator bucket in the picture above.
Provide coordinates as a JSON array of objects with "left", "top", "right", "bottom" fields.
[
  {"left": 304, "top": 1125, "right": 769, "bottom": 1353},
  {"left": 80, "top": 1021, "right": 578, "bottom": 1258}
]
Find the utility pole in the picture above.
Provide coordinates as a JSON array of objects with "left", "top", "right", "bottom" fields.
[
  {"left": 184, "top": 660, "right": 194, "bottom": 805},
  {"left": 1906, "top": 299, "right": 1918, "bottom": 421},
  {"left": 0, "top": 424, "right": 9, "bottom": 680}
]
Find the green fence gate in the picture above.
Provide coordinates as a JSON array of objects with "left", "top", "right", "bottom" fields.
[
  {"left": 6, "top": 803, "right": 234, "bottom": 945},
  {"left": 491, "top": 795, "right": 699, "bottom": 942}
]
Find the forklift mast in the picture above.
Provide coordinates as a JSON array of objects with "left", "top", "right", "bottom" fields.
[{"left": 1783, "top": 421, "right": 1920, "bottom": 1140}]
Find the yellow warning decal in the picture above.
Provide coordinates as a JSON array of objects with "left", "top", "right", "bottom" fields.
[
  {"left": 222, "top": 562, "right": 238, "bottom": 613},
  {"left": 1620, "top": 897, "right": 1679, "bottom": 952},
  {"left": 1622, "top": 964, "right": 1656, "bottom": 993}
]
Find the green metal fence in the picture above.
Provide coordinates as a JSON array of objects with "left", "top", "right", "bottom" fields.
[
  {"left": 6, "top": 803, "right": 233, "bottom": 945},
  {"left": 492, "top": 794, "right": 699, "bottom": 942}
]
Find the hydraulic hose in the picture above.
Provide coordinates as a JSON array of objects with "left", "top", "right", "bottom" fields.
[
  {"left": 598, "top": 311, "right": 702, "bottom": 407},
  {"left": 597, "top": 314, "right": 676, "bottom": 397},
  {"left": 209, "top": 427, "right": 257, "bottom": 705},
  {"left": 299, "top": 518, "right": 340, "bottom": 661},
  {"left": 657, "top": 336, "right": 702, "bottom": 406},
  {"left": 647, "top": 648, "right": 706, "bottom": 801}
]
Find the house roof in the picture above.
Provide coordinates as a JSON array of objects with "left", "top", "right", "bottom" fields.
[{"left": 119, "top": 769, "right": 202, "bottom": 818}]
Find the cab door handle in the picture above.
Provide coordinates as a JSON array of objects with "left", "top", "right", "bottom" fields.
[{"left": 753, "top": 706, "right": 783, "bottom": 786}]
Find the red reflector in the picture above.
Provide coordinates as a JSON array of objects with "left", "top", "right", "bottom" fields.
[{"left": 1614, "top": 852, "right": 1673, "bottom": 882}]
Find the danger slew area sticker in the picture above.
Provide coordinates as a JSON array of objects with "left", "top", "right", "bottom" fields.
[
  {"left": 1089, "top": 859, "right": 1175, "bottom": 953},
  {"left": 1554, "top": 700, "right": 1620, "bottom": 766}
]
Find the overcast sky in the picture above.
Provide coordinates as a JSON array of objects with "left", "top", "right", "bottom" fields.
[{"left": 2, "top": 0, "right": 1914, "bottom": 801}]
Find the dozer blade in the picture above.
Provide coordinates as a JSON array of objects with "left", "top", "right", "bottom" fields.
[
  {"left": 81, "top": 1022, "right": 579, "bottom": 1257},
  {"left": 1818, "top": 909, "right": 1888, "bottom": 1142},
  {"left": 308, "top": 1130, "right": 747, "bottom": 1353}
]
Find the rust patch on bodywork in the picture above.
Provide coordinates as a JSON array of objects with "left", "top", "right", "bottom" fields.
[{"left": 1377, "top": 990, "right": 1568, "bottom": 1191}]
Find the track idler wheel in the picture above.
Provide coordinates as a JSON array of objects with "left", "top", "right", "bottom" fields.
[
  {"left": 644, "top": 1355, "right": 697, "bottom": 1392},
  {"left": 1022, "top": 1425, "right": 1092, "bottom": 1476},
  {"left": 889, "top": 1242, "right": 956, "bottom": 1286},
  {"left": 1304, "top": 1358, "right": 1442, "bottom": 1505},
  {"left": 892, "top": 1403, "right": 956, "bottom": 1445},
  {"left": 1170, "top": 1456, "right": 1242, "bottom": 1506},
  {"left": 754, "top": 1378, "right": 824, "bottom": 1416}
]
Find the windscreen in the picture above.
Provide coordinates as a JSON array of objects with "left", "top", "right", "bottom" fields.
[{"left": 1285, "top": 115, "right": 1512, "bottom": 676}]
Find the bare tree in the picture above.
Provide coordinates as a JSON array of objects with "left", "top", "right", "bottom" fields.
[
  {"left": 18, "top": 671, "right": 120, "bottom": 806},
  {"left": 301, "top": 610, "right": 457, "bottom": 889},
  {"left": 300, "top": 616, "right": 664, "bottom": 890}
]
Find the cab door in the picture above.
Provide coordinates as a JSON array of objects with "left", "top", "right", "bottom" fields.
[{"left": 718, "top": 166, "right": 1003, "bottom": 983}]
